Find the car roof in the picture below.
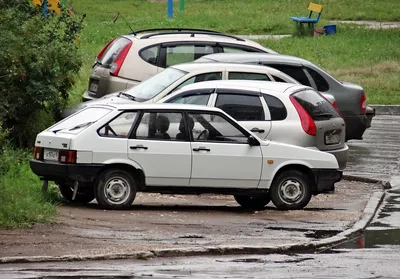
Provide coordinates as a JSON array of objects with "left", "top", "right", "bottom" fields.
[
  {"left": 175, "top": 80, "right": 307, "bottom": 94},
  {"left": 120, "top": 29, "right": 277, "bottom": 53},
  {"left": 91, "top": 103, "right": 223, "bottom": 112},
  {"left": 171, "top": 62, "right": 284, "bottom": 73},
  {"left": 197, "top": 53, "right": 312, "bottom": 65}
]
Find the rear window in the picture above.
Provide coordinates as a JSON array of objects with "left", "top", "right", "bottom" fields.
[
  {"left": 99, "top": 37, "right": 131, "bottom": 67},
  {"left": 265, "top": 64, "right": 311, "bottom": 87},
  {"left": 48, "top": 107, "right": 112, "bottom": 134},
  {"left": 293, "top": 90, "right": 340, "bottom": 120}
]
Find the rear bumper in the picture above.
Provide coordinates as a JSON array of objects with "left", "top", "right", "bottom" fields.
[
  {"left": 312, "top": 169, "right": 342, "bottom": 194},
  {"left": 366, "top": 106, "right": 375, "bottom": 129},
  {"left": 82, "top": 90, "right": 97, "bottom": 102},
  {"left": 325, "top": 144, "right": 349, "bottom": 170},
  {"left": 344, "top": 114, "right": 369, "bottom": 140},
  {"left": 30, "top": 159, "right": 103, "bottom": 183}
]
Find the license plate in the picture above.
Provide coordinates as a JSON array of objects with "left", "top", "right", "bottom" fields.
[
  {"left": 90, "top": 82, "right": 98, "bottom": 92},
  {"left": 325, "top": 133, "right": 340, "bottom": 145},
  {"left": 44, "top": 149, "right": 59, "bottom": 161}
]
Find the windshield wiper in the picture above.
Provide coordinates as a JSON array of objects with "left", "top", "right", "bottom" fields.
[
  {"left": 117, "top": 91, "right": 136, "bottom": 101},
  {"left": 52, "top": 122, "right": 93, "bottom": 133}
]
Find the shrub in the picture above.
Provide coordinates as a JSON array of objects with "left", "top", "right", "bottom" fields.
[{"left": 0, "top": 0, "right": 84, "bottom": 147}]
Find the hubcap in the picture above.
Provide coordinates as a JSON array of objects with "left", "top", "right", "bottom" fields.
[
  {"left": 104, "top": 177, "right": 130, "bottom": 205},
  {"left": 279, "top": 179, "right": 304, "bottom": 204}
]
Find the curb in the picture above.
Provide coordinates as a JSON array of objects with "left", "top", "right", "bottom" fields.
[
  {"left": 343, "top": 175, "right": 392, "bottom": 189},
  {"left": 371, "top": 104, "right": 400, "bottom": 116},
  {"left": 0, "top": 188, "right": 385, "bottom": 264}
]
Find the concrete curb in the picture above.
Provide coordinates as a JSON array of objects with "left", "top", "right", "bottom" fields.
[
  {"left": 370, "top": 105, "right": 400, "bottom": 116},
  {"left": 0, "top": 188, "right": 385, "bottom": 264},
  {"left": 343, "top": 175, "right": 392, "bottom": 189}
]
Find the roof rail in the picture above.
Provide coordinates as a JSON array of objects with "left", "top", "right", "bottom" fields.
[{"left": 129, "top": 28, "right": 245, "bottom": 41}]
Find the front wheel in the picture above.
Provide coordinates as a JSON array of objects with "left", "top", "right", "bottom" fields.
[
  {"left": 269, "top": 170, "right": 312, "bottom": 210},
  {"left": 234, "top": 194, "right": 270, "bottom": 210},
  {"left": 58, "top": 182, "right": 95, "bottom": 204},
  {"left": 95, "top": 169, "right": 137, "bottom": 210}
]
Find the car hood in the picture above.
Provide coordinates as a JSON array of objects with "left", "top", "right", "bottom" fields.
[{"left": 62, "top": 93, "right": 137, "bottom": 118}]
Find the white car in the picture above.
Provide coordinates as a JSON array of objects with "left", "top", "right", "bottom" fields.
[
  {"left": 30, "top": 104, "right": 342, "bottom": 211},
  {"left": 159, "top": 80, "right": 349, "bottom": 170},
  {"left": 65, "top": 62, "right": 337, "bottom": 117}
]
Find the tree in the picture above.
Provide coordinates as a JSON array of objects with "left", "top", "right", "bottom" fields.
[{"left": 0, "top": 0, "right": 84, "bottom": 147}]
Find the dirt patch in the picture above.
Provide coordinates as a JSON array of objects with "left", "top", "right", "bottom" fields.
[{"left": 0, "top": 181, "right": 381, "bottom": 259}]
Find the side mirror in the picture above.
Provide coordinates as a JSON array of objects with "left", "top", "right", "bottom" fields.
[{"left": 248, "top": 135, "right": 260, "bottom": 146}]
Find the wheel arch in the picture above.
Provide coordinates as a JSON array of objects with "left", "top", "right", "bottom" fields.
[
  {"left": 97, "top": 161, "right": 146, "bottom": 190},
  {"left": 271, "top": 163, "right": 315, "bottom": 192}
]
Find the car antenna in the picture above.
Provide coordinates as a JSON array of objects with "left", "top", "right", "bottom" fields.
[{"left": 112, "top": 12, "right": 134, "bottom": 33}]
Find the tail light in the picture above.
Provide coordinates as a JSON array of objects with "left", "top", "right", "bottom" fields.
[
  {"left": 58, "top": 150, "right": 77, "bottom": 164},
  {"left": 97, "top": 37, "right": 116, "bottom": 60},
  {"left": 290, "top": 95, "right": 316, "bottom": 136},
  {"left": 360, "top": 92, "right": 367, "bottom": 114},
  {"left": 110, "top": 41, "right": 132, "bottom": 76},
  {"left": 33, "top": 146, "right": 43, "bottom": 160}
]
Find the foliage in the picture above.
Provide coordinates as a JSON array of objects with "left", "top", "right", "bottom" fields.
[
  {"left": 0, "top": 0, "right": 84, "bottom": 147},
  {"left": 0, "top": 145, "right": 60, "bottom": 229}
]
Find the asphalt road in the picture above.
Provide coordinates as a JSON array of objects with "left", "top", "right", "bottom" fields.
[
  {"left": 1, "top": 186, "right": 399, "bottom": 279},
  {"left": 346, "top": 115, "right": 400, "bottom": 184}
]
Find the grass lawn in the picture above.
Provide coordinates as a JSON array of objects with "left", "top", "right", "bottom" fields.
[{"left": 68, "top": 0, "right": 400, "bottom": 105}]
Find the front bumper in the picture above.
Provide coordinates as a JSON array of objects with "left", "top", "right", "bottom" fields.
[
  {"left": 344, "top": 114, "right": 369, "bottom": 141},
  {"left": 311, "top": 169, "right": 342, "bottom": 194},
  {"left": 30, "top": 159, "right": 103, "bottom": 183}
]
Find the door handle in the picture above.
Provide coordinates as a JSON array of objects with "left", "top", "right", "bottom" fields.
[
  {"left": 130, "top": 145, "right": 148, "bottom": 150},
  {"left": 193, "top": 147, "right": 210, "bottom": 152},
  {"left": 251, "top": 127, "right": 265, "bottom": 133}
]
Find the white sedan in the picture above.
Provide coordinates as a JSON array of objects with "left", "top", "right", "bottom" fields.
[{"left": 30, "top": 103, "right": 342, "bottom": 210}]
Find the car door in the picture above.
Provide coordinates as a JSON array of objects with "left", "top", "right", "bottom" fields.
[
  {"left": 211, "top": 88, "right": 272, "bottom": 139},
  {"left": 128, "top": 110, "right": 192, "bottom": 186},
  {"left": 187, "top": 111, "right": 263, "bottom": 188}
]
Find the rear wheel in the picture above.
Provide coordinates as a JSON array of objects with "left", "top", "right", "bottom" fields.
[
  {"left": 234, "top": 194, "right": 270, "bottom": 210},
  {"left": 270, "top": 170, "right": 312, "bottom": 210},
  {"left": 95, "top": 169, "right": 137, "bottom": 210},
  {"left": 58, "top": 183, "right": 95, "bottom": 204}
]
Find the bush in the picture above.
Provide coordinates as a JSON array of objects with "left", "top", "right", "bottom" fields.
[{"left": 0, "top": 0, "right": 84, "bottom": 147}]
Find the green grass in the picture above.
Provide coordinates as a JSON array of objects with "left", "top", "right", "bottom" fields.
[
  {"left": 258, "top": 27, "right": 400, "bottom": 104},
  {"left": 0, "top": 148, "right": 60, "bottom": 229},
  {"left": 68, "top": 0, "right": 400, "bottom": 105}
]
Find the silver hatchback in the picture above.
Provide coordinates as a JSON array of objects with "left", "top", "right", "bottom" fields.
[{"left": 159, "top": 80, "right": 349, "bottom": 170}]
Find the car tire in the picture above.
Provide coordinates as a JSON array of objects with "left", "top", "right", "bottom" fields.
[
  {"left": 270, "top": 170, "right": 312, "bottom": 210},
  {"left": 58, "top": 183, "right": 95, "bottom": 204},
  {"left": 95, "top": 169, "right": 137, "bottom": 210},
  {"left": 234, "top": 194, "right": 270, "bottom": 210}
]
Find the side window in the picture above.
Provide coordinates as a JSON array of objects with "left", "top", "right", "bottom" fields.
[
  {"left": 215, "top": 94, "right": 264, "bottom": 121},
  {"left": 165, "top": 45, "right": 216, "bottom": 67},
  {"left": 306, "top": 67, "right": 330, "bottom": 92},
  {"left": 134, "top": 112, "right": 185, "bottom": 141},
  {"left": 223, "top": 46, "right": 249, "bottom": 53},
  {"left": 168, "top": 94, "right": 211, "bottom": 106},
  {"left": 175, "top": 72, "right": 222, "bottom": 90},
  {"left": 264, "top": 64, "right": 311, "bottom": 87},
  {"left": 263, "top": 95, "right": 287, "bottom": 121},
  {"left": 188, "top": 112, "right": 248, "bottom": 144},
  {"left": 228, "top": 72, "right": 270, "bottom": 81},
  {"left": 140, "top": 45, "right": 160, "bottom": 66},
  {"left": 270, "top": 75, "right": 287, "bottom": 83},
  {"left": 98, "top": 112, "right": 137, "bottom": 137}
]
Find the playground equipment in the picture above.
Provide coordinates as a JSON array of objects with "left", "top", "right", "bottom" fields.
[{"left": 168, "top": 0, "right": 185, "bottom": 18}]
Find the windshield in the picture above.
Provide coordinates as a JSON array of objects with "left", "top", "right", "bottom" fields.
[
  {"left": 125, "top": 67, "right": 187, "bottom": 101},
  {"left": 49, "top": 107, "right": 112, "bottom": 134}
]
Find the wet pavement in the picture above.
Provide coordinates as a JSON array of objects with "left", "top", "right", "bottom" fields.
[
  {"left": 346, "top": 115, "right": 400, "bottom": 183},
  {"left": 1, "top": 186, "right": 398, "bottom": 279}
]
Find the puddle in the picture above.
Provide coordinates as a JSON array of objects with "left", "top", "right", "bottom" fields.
[
  {"left": 267, "top": 227, "right": 340, "bottom": 239},
  {"left": 335, "top": 228, "right": 400, "bottom": 249}
]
